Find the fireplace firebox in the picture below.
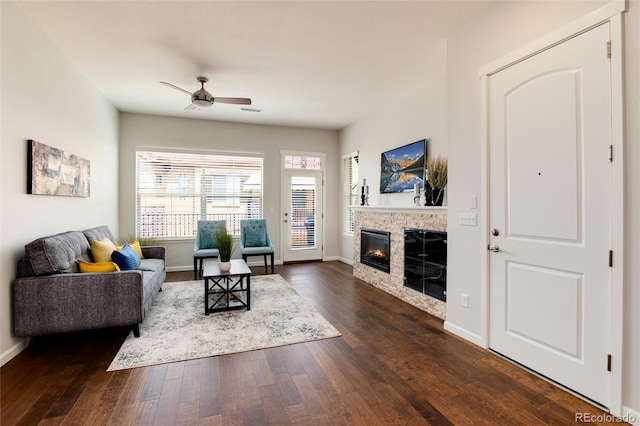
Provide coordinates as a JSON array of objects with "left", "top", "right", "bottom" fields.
[{"left": 360, "top": 229, "right": 391, "bottom": 273}]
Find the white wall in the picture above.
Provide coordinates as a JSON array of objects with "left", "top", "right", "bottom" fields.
[
  {"left": 445, "top": 0, "right": 638, "bottom": 416},
  {"left": 0, "top": 3, "right": 120, "bottom": 365},
  {"left": 119, "top": 113, "right": 340, "bottom": 270},
  {"left": 338, "top": 38, "right": 448, "bottom": 262}
]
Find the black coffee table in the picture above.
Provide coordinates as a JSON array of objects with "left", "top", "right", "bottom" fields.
[{"left": 202, "top": 259, "right": 252, "bottom": 314}]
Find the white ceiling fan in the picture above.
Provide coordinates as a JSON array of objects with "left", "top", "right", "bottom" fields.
[{"left": 160, "top": 76, "right": 252, "bottom": 110}]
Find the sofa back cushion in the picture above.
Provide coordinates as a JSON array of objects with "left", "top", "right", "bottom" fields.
[
  {"left": 82, "top": 226, "right": 115, "bottom": 245},
  {"left": 25, "top": 231, "right": 91, "bottom": 275}
]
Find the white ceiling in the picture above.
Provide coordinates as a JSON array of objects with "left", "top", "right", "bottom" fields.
[{"left": 15, "top": 1, "right": 492, "bottom": 131}]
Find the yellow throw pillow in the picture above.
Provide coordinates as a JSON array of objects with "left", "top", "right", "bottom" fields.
[
  {"left": 77, "top": 259, "right": 121, "bottom": 273},
  {"left": 116, "top": 240, "right": 145, "bottom": 259},
  {"left": 91, "top": 237, "right": 117, "bottom": 263}
]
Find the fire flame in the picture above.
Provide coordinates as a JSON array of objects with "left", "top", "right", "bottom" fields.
[{"left": 367, "top": 249, "right": 387, "bottom": 258}]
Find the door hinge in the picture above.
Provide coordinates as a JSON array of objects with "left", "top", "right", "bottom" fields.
[
  {"left": 607, "top": 41, "right": 612, "bottom": 59},
  {"left": 607, "top": 354, "right": 612, "bottom": 371},
  {"left": 608, "top": 145, "right": 613, "bottom": 162},
  {"left": 609, "top": 250, "right": 613, "bottom": 267}
]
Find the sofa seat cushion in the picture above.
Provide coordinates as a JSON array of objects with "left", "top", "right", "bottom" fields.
[
  {"left": 137, "top": 258, "right": 164, "bottom": 273},
  {"left": 25, "top": 231, "right": 91, "bottom": 275},
  {"left": 141, "top": 269, "right": 165, "bottom": 318}
]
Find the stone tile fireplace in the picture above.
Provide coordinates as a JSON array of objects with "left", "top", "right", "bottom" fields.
[{"left": 353, "top": 206, "right": 447, "bottom": 320}]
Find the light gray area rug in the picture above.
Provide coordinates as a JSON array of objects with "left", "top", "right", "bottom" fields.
[{"left": 107, "top": 274, "right": 341, "bottom": 371}]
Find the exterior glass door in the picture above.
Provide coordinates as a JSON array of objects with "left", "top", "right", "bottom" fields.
[{"left": 282, "top": 170, "right": 323, "bottom": 262}]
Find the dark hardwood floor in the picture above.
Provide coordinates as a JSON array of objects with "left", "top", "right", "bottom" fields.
[{"left": 1, "top": 261, "right": 615, "bottom": 425}]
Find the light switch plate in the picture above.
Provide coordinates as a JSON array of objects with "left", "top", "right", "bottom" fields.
[
  {"left": 461, "top": 294, "right": 469, "bottom": 308},
  {"left": 459, "top": 212, "right": 477, "bottom": 226}
]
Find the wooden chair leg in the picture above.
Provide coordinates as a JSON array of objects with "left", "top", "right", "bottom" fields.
[
  {"left": 263, "top": 255, "right": 268, "bottom": 273},
  {"left": 270, "top": 253, "right": 274, "bottom": 274}
]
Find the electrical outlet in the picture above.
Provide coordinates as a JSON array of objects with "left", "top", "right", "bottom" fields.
[
  {"left": 461, "top": 294, "right": 469, "bottom": 308},
  {"left": 458, "top": 213, "right": 477, "bottom": 226}
]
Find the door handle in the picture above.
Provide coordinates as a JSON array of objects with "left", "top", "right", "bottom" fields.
[{"left": 488, "top": 244, "right": 500, "bottom": 253}]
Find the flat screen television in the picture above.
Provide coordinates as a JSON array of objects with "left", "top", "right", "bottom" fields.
[{"left": 379, "top": 139, "right": 426, "bottom": 193}]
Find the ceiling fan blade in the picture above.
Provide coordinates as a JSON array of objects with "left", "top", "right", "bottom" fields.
[
  {"left": 160, "top": 81, "right": 192, "bottom": 96},
  {"left": 213, "top": 97, "right": 252, "bottom": 105},
  {"left": 184, "top": 103, "right": 198, "bottom": 110}
]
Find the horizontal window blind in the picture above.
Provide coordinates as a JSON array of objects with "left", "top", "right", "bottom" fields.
[
  {"left": 343, "top": 154, "right": 359, "bottom": 235},
  {"left": 136, "top": 151, "right": 263, "bottom": 238}
]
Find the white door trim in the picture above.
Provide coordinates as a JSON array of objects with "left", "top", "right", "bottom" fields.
[
  {"left": 279, "top": 150, "right": 327, "bottom": 262},
  {"left": 478, "top": 3, "right": 625, "bottom": 416}
]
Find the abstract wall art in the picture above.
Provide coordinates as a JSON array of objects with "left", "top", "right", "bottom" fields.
[{"left": 27, "top": 140, "right": 90, "bottom": 197}]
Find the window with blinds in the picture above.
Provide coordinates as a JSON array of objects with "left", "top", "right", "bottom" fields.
[
  {"left": 342, "top": 152, "right": 359, "bottom": 236},
  {"left": 136, "top": 151, "right": 263, "bottom": 238}
]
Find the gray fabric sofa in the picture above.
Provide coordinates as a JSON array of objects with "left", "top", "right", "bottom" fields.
[{"left": 13, "top": 225, "right": 165, "bottom": 338}]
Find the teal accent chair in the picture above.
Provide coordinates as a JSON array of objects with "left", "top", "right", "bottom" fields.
[
  {"left": 193, "top": 220, "right": 226, "bottom": 279},
  {"left": 240, "top": 219, "right": 274, "bottom": 274}
]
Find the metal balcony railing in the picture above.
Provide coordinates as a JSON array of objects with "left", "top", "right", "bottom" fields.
[{"left": 138, "top": 212, "right": 256, "bottom": 238}]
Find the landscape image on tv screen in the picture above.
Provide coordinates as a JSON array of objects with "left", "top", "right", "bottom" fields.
[{"left": 380, "top": 139, "right": 426, "bottom": 193}]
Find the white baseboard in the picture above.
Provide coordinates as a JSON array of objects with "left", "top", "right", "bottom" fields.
[
  {"left": 622, "top": 406, "right": 640, "bottom": 425},
  {"left": 443, "top": 321, "right": 484, "bottom": 348},
  {"left": 167, "top": 260, "right": 284, "bottom": 273},
  {"left": 0, "top": 338, "right": 29, "bottom": 367},
  {"left": 337, "top": 257, "right": 353, "bottom": 265},
  {"left": 323, "top": 256, "right": 340, "bottom": 262},
  {"left": 166, "top": 265, "right": 192, "bottom": 272}
]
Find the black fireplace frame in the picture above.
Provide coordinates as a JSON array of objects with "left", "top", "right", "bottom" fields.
[{"left": 360, "top": 228, "right": 391, "bottom": 273}]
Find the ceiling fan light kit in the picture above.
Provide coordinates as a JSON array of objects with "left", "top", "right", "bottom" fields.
[
  {"left": 192, "top": 98, "right": 213, "bottom": 108},
  {"left": 160, "top": 76, "right": 251, "bottom": 110}
]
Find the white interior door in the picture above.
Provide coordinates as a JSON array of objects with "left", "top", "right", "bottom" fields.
[
  {"left": 282, "top": 170, "right": 323, "bottom": 262},
  {"left": 488, "top": 23, "right": 612, "bottom": 407}
]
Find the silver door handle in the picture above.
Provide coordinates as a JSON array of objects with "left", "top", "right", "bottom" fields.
[{"left": 488, "top": 244, "right": 500, "bottom": 253}]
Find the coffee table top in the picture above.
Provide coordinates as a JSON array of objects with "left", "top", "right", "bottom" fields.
[{"left": 203, "top": 259, "right": 252, "bottom": 278}]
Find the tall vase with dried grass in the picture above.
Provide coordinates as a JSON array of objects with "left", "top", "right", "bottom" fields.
[
  {"left": 426, "top": 156, "right": 448, "bottom": 206},
  {"left": 214, "top": 228, "right": 234, "bottom": 272}
]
